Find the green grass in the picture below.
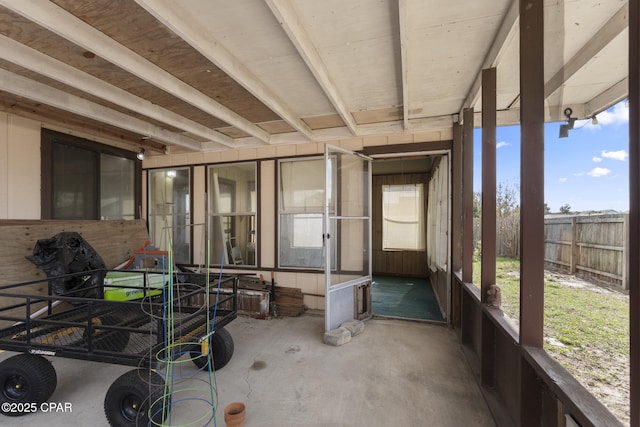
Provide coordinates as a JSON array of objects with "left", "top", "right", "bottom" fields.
[{"left": 472, "top": 257, "right": 629, "bottom": 384}]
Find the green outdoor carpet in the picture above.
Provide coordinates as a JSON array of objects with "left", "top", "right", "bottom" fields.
[{"left": 372, "top": 276, "right": 444, "bottom": 322}]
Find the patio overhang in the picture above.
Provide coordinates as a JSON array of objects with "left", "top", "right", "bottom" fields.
[
  {"left": 0, "top": 0, "right": 629, "bottom": 154},
  {"left": 0, "top": 1, "right": 636, "bottom": 426}
]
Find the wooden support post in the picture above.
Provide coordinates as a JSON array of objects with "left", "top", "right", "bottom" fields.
[
  {"left": 519, "top": 0, "right": 545, "bottom": 425},
  {"left": 628, "top": 0, "right": 639, "bottom": 424},
  {"left": 481, "top": 67, "right": 497, "bottom": 303},
  {"left": 462, "top": 108, "right": 475, "bottom": 284},
  {"left": 452, "top": 123, "right": 463, "bottom": 274},
  {"left": 519, "top": 0, "right": 545, "bottom": 349},
  {"left": 481, "top": 67, "right": 497, "bottom": 388},
  {"left": 452, "top": 123, "right": 463, "bottom": 328}
]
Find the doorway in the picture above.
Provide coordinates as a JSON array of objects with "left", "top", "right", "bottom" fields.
[{"left": 371, "top": 155, "right": 448, "bottom": 322}]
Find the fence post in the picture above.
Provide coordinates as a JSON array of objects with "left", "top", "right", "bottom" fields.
[
  {"left": 570, "top": 216, "right": 578, "bottom": 275},
  {"left": 624, "top": 213, "right": 630, "bottom": 290}
]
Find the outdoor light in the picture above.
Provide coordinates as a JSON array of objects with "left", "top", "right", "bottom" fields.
[
  {"left": 591, "top": 115, "right": 599, "bottom": 125},
  {"left": 136, "top": 148, "right": 145, "bottom": 160},
  {"left": 559, "top": 108, "right": 576, "bottom": 138}
]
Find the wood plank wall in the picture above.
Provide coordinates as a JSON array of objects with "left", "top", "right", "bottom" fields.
[
  {"left": 0, "top": 219, "right": 150, "bottom": 327},
  {"left": 372, "top": 173, "right": 428, "bottom": 277},
  {"left": 0, "top": 219, "right": 149, "bottom": 287}
]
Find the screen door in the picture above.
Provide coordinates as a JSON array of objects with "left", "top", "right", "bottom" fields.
[{"left": 324, "top": 145, "right": 372, "bottom": 332}]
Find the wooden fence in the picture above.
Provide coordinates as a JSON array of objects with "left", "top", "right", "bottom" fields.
[
  {"left": 544, "top": 214, "right": 628, "bottom": 290},
  {"left": 473, "top": 213, "right": 629, "bottom": 290}
]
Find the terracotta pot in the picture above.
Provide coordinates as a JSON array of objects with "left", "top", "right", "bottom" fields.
[{"left": 224, "top": 402, "right": 246, "bottom": 427}]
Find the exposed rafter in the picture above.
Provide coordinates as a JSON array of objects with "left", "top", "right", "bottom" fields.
[
  {"left": 585, "top": 77, "right": 628, "bottom": 116},
  {"left": 134, "top": 0, "right": 315, "bottom": 141},
  {"left": 0, "top": 0, "right": 272, "bottom": 144},
  {"left": 265, "top": 0, "right": 360, "bottom": 135},
  {"left": 544, "top": 2, "right": 629, "bottom": 98},
  {"left": 0, "top": 35, "right": 237, "bottom": 148},
  {"left": 459, "top": 0, "right": 519, "bottom": 119},
  {"left": 0, "top": 68, "right": 205, "bottom": 151}
]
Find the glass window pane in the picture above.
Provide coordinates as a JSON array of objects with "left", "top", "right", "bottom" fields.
[
  {"left": 278, "top": 158, "right": 329, "bottom": 269},
  {"left": 209, "top": 163, "right": 257, "bottom": 267},
  {"left": 382, "top": 184, "right": 425, "bottom": 251},
  {"left": 52, "top": 143, "right": 97, "bottom": 219},
  {"left": 292, "top": 214, "right": 323, "bottom": 248},
  {"left": 280, "top": 159, "right": 325, "bottom": 212},
  {"left": 100, "top": 154, "right": 135, "bottom": 220},
  {"left": 149, "top": 168, "right": 191, "bottom": 264},
  {"left": 279, "top": 213, "right": 334, "bottom": 269}
]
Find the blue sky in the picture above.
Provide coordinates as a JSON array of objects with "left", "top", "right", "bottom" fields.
[{"left": 473, "top": 100, "right": 630, "bottom": 212}]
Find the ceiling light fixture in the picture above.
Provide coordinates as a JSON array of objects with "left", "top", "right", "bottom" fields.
[
  {"left": 136, "top": 148, "right": 146, "bottom": 161},
  {"left": 591, "top": 115, "right": 598, "bottom": 125}
]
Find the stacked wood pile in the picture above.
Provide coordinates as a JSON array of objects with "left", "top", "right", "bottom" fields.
[
  {"left": 273, "top": 287, "right": 305, "bottom": 317},
  {"left": 236, "top": 275, "right": 306, "bottom": 317}
]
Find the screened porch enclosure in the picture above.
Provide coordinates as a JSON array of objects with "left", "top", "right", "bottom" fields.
[{"left": 370, "top": 153, "right": 450, "bottom": 321}]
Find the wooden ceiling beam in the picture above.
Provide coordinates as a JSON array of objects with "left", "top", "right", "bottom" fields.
[
  {"left": 459, "top": 0, "right": 519, "bottom": 120},
  {"left": 585, "top": 77, "right": 628, "bottom": 117},
  {"left": 134, "top": 0, "right": 315, "bottom": 142},
  {"left": 0, "top": 0, "right": 271, "bottom": 144},
  {"left": 0, "top": 68, "right": 203, "bottom": 151},
  {"left": 544, "top": 2, "right": 629, "bottom": 99},
  {"left": 0, "top": 34, "right": 236, "bottom": 148},
  {"left": 265, "top": 0, "right": 360, "bottom": 135}
]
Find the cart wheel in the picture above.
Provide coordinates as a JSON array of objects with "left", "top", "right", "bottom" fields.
[
  {"left": 0, "top": 354, "right": 57, "bottom": 417},
  {"left": 104, "top": 369, "right": 167, "bottom": 427},
  {"left": 190, "top": 327, "right": 234, "bottom": 371},
  {"left": 88, "top": 315, "right": 130, "bottom": 352}
]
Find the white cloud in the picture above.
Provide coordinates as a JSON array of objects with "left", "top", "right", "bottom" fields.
[
  {"left": 559, "top": 177, "right": 568, "bottom": 183},
  {"left": 601, "top": 149, "right": 628, "bottom": 161},
  {"left": 496, "top": 141, "right": 510, "bottom": 149},
  {"left": 588, "top": 167, "right": 611, "bottom": 177},
  {"left": 592, "top": 156, "right": 602, "bottom": 162},
  {"left": 593, "top": 102, "right": 629, "bottom": 127}
]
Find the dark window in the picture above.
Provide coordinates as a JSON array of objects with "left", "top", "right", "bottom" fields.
[{"left": 41, "top": 129, "right": 141, "bottom": 220}]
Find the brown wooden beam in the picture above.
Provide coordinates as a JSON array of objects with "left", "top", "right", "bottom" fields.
[
  {"left": 462, "top": 108, "right": 475, "bottom": 284},
  {"left": 519, "top": 0, "right": 545, "bottom": 425},
  {"left": 452, "top": 123, "right": 463, "bottom": 328},
  {"left": 452, "top": 123, "right": 463, "bottom": 274},
  {"left": 518, "top": 0, "right": 545, "bottom": 349},
  {"left": 481, "top": 67, "right": 497, "bottom": 389},
  {"left": 481, "top": 67, "right": 497, "bottom": 303},
  {"left": 628, "top": 0, "right": 639, "bottom": 425},
  {"left": 361, "top": 140, "right": 452, "bottom": 156}
]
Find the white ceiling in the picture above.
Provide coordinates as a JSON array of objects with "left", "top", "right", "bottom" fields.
[{"left": 0, "top": 0, "right": 630, "bottom": 154}]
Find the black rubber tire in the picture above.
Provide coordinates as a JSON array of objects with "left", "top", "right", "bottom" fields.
[
  {"left": 0, "top": 354, "right": 57, "bottom": 417},
  {"left": 190, "top": 327, "right": 234, "bottom": 371},
  {"left": 88, "top": 315, "right": 130, "bottom": 352},
  {"left": 104, "top": 369, "right": 167, "bottom": 427}
]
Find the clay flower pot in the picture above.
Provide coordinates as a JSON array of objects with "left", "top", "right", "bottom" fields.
[{"left": 224, "top": 402, "right": 246, "bottom": 427}]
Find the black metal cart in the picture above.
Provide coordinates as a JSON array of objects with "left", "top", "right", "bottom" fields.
[{"left": 0, "top": 270, "right": 238, "bottom": 426}]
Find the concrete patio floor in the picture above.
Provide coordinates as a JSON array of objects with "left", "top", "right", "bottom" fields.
[{"left": 0, "top": 313, "right": 495, "bottom": 426}]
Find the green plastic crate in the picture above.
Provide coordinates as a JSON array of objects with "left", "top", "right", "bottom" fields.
[{"left": 103, "top": 271, "right": 166, "bottom": 301}]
